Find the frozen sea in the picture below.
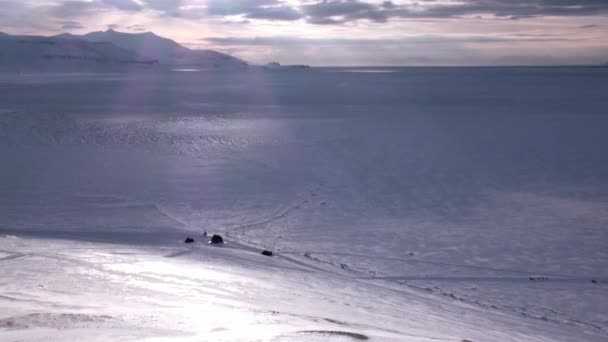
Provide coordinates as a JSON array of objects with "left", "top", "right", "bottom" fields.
[{"left": 1, "top": 67, "right": 608, "bottom": 341}]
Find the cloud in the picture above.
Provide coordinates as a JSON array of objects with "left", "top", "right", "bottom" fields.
[
  {"left": 306, "top": 16, "right": 343, "bottom": 25},
  {"left": 126, "top": 24, "right": 147, "bottom": 31},
  {"left": 44, "top": 0, "right": 137, "bottom": 18},
  {"left": 48, "top": 1, "right": 105, "bottom": 18},
  {"left": 101, "top": 0, "right": 141, "bottom": 12},
  {"left": 43, "top": 0, "right": 143, "bottom": 19},
  {"left": 162, "top": 0, "right": 608, "bottom": 25},
  {"left": 0, "top": 1, "right": 25, "bottom": 22},
  {"left": 204, "top": 0, "right": 303, "bottom": 21},
  {"left": 303, "top": 0, "right": 376, "bottom": 18},
  {"left": 60, "top": 20, "right": 85, "bottom": 30},
  {"left": 3, "top": 0, "right": 608, "bottom": 29},
  {"left": 299, "top": 0, "right": 608, "bottom": 25},
  {"left": 206, "top": 0, "right": 277, "bottom": 16},
  {"left": 415, "top": 0, "right": 608, "bottom": 19},
  {"left": 141, "top": 0, "right": 182, "bottom": 11},
  {"left": 140, "top": 0, "right": 183, "bottom": 15},
  {"left": 202, "top": 34, "right": 574, "bottom": 47},
  {"left": 302, "top": 0, "right": 387, "bottom": 24},
  {"left": 245, "top": 5, "right": 302, "bottom": 21}
]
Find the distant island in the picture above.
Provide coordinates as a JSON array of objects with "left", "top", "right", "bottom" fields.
[
  {"left": 0, "top": 29, "right": 248, "bottom": 71},
  {"left": 264, "top": 62, "right": 311, "bottom": 70}
]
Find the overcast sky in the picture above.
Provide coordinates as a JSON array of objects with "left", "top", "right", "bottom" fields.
[{"left": 1, "top": 0, "right": 607, "bottom": 65}]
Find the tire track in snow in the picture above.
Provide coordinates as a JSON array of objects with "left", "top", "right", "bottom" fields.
[
  {"left": 357, "top": 275, "right": 607, "bottom": 283},
  {"left": 293, "top": 251, "right": 580, "bottom": 279},
  {"left": 228, "top": 183, "right": 322, "bottom": 237},
  {"left": 0, "top": 252, "right": 26, "bottom": 262}
]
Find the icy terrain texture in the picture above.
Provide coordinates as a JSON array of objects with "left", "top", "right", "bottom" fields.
[{"left": 1, "top": 67, "right": 608, "bottom": 341}]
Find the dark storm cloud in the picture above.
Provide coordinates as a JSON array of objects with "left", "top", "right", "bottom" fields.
[
  {"left": 175, "top": 0, "right": 608, "bottom": 25},
  {"left": 1, "top": 0, "right": 608, "bottom": 30},
  {"left": 106, "top": 0, "right": 608, "bottom": 22},
  {"left": 412, "top": 0, "right": 608, "bottom": 18},
  {"left": 301, "top": 0, "right": 608, "bottom": 25}
]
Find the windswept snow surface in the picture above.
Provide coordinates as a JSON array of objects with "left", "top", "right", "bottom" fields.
[{"left": 1, "top": 67, "right": 608, "bottom": 341}]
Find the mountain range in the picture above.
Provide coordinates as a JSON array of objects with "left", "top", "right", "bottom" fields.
[{"left": 0, "top": 30, "right": 247, "bottom": 70}]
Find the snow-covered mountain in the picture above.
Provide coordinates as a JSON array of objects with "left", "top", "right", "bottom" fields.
[
  {"left": 0, "top": 30, "right": 248, "bottom": 70},
  {"left": 74, "top": 29, "right": 247, "bottom": 68},
  {"left": 82, "top": 29, "right": 188, "bottom": 61}
]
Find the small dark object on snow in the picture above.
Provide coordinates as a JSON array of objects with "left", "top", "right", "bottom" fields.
[
  {"left": 184, "top": 237, "right": 195, "bottom": 243},
  {"left": 591, "top": 279, "right": 598, "bottom": 284},
  {"left": 261, "top": 250, "right": 273, "bottom": 257},
  {"left": 203, "top": 231, "right": 208, "bottom": 237},
  {"left": 210, "top": 234, "right": 224, "bottom": 244}
]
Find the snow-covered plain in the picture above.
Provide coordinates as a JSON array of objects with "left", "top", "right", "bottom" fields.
[{"left": 1, "top": 67, "right": 608, "bottom": 341}]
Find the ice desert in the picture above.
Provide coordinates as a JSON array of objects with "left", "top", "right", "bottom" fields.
[{"left": 1, "top": 66, "right": 608, "bottom": 341}]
